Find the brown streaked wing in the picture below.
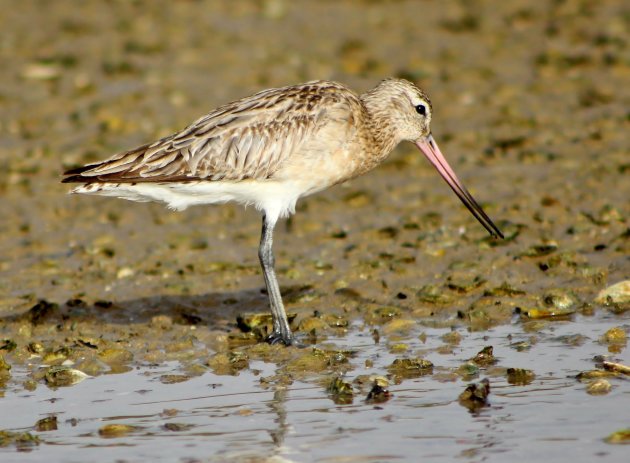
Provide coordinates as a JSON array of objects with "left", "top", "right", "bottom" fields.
[{"left": 62, "top": 81, "right": 355, "bottom": 184}]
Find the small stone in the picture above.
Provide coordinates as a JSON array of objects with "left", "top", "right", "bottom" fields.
[
  {"left": 27, "top": 342, "right": 44, "bottom": 354},
  {"left": 207, "top": 351, "right": 249, "bottom": 375},
  {"left": 327, "top": 376, "right": 354, "bottom": 404},
  {"left": 458, "top": 378, "right": 490, "bottom": 411},
  {"left": 0, "top": 430, "right": 40, "bottom": 448},
  {"left": 116, "top": 267, "right": 134, "bottom": 279},
  {"left": 42, "top": 349, "right": 69, "bottom": 365},
  {"left": 389, "top": 343, "right": 408, "bottom": 353},
  {"left": 586, "top": 379, "right": 612, "bottom": 395},
  {"left": 596, "top": 280, "right": 630, "bottom": 308},
  {"left": 506, "top": 368, "right": 536, "bottom": 385},
  {"left": 471, "top": 346, "right": 496, "bottom": 366},
  {"left": 516, "top": 306, "right": 575, "bottom": 319},
  {"left": 366, "top": 376, "right": 391, "bottom": 403},
  {"left": 22, "top": 380, "right": 37, "bottom": 391},
  {"left": 75, "top": 357, "right": 108, "bottom": 376},
  {"left": 542, "top": 289, "right": 576, "bottom": 310},
  {"left": 98, "top": 424, "right": 137, "bottom": 438},
  {"left": 98, "top": 348, "right": 133, "bottom": 365},
  {"left": 457, "top": 362, "right": 480, "bottom": 379},
  {"left": 509, "top": 340, "right": 532, "bottom": 351},
  {"left": 320, "top": 313, "right": 349, "bottom": 328},
  {"left": 575, "top": 369, "right": 618, "bottom": 381},
  {"left": 601, "top": 326, "right": 627, "bottom": 344},
  {"left": 159, "top": 375, "right": 190, "bottom": 384},
  {"left": 364, "top": 306, "right": 402, "bottom": 324},
  {"left": 441, "top": 331, "right": 462, "bottom": 345},
  {"left": 388, "top": 357, "right": 433, "bottom": 379},
  {"left": 0, "top": 355, "right": 10, "bottom": 372},
  {"left": 34, "top": 416, "right": 58, "bottom": 432},
  {"left": 602, "top": 361, "right": 630, "bottom": 375},
  {"left": 605, "top": 428, "right": 630, "bottom": 444},
  {"left": 283, "top": 349, "right": 330, "bottom": 377},
  {"left": 44, "top": 366, "right": 88, "bottom": 387}
]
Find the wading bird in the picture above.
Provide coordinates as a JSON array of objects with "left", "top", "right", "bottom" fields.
[{"left": 63, "top": 78, "right": 503, "bottom": 345}]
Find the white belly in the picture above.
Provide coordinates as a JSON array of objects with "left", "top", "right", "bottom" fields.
[{"left": 71, "top": 179, "right": 310, "bottom": 220}]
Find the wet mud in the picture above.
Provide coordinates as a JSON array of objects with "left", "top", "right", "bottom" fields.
[{"left": 0, "top": 1, "right": 628, "bottom": 462}]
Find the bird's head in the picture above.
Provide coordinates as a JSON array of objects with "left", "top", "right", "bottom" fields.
[
  {"left": 366, "top": 78, "right": 433, "bottom": 141},
  {"left": 366, "top": 78, "right": 504, "bottom": 239}
]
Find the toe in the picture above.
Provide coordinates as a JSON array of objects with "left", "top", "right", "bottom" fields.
[{"left": 266, "top": 331, "right": 303, "bottom": 347}]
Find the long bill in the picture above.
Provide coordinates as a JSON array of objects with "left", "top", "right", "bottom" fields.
[{"left": 415, "top": 134, "right": 504, "bottom": 239}]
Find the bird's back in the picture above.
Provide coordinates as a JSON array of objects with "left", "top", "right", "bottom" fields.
[{"left": 63, "top": 80, "right": 364, "bottom": 186}]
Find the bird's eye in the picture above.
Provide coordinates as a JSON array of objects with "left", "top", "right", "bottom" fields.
[{"left": 415, "top": 104, "right": 426, "bottom": 116}]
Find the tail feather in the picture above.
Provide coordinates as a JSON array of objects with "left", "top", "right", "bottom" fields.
[
  {"left": 62, "top": 162, "right": 104, "bottom": 183},
  {"left": 62, "top": 174, "right": 90, "bottom": 184}
]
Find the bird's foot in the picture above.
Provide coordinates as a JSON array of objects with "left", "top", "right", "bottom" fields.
[{"left": 265, "top": 331, "right": 305, "bottom": 347}]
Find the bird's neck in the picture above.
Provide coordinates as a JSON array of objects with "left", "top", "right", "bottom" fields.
[{"left": 360, "top": 91, "right": 401, "bottom": 159}]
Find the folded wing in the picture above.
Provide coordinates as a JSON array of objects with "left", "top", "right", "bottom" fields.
[{"left": 63, "top": 81, "right": 352, "bottom": 184}]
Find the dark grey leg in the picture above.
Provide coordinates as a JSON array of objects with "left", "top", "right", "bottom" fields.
[{"left": 259, "top": 214, "right": 294, "bottom": 345}]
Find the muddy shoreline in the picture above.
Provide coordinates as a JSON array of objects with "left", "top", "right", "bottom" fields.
[{"left": 0, "top": 1, "right": 628, "bottom": 461}]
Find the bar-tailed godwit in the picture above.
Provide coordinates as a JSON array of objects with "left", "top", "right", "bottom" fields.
[{"left": 63, "top": 78, "right": 503, "bottom": 345}]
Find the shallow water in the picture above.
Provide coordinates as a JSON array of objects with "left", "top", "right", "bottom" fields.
[
  {"left": 2, "top": 312, "right": 629, "bottom": 463},
  {"left": 0, "top": 0, "right": 629, "bottom": 462}
]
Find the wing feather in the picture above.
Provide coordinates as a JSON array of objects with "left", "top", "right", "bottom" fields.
[{"left": 62, "top": 80, "right": 358, "bottom": 184}]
